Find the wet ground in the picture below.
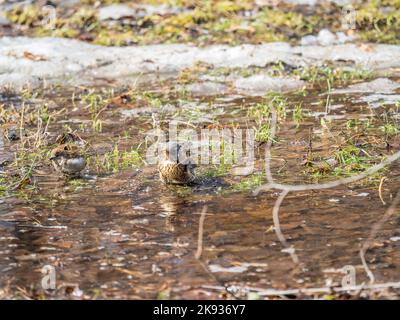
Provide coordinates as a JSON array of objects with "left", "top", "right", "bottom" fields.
[{"left": 0, "top": 72, "right": 399, "bottom": 299}]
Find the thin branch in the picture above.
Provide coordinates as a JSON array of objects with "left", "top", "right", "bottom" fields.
[
  {"left": 202, "top": 281, "right": 400, "bottom": 297},
  {"left": 272, "top": 189, "right": 299, "bottom": 264},
  {"left": 195, "top": 206, "right": 208, "bottom": 260},
  {"left": 378, "top": 176, "right": 387, "bottom": 205}
]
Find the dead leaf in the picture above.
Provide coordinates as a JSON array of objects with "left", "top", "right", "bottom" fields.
[
  {"left": 23, "top": 51, "right": 48, "bottom": 62},
  {"left": 358, "top": 44, "right": 375, "bottom": 53}
]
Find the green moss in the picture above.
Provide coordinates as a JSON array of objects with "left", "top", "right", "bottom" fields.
[
  {"left": 257, "top": 8, "right": 305, "bottom": 32},
  {"left": 4, "top": 0, "right": 400, "bottom": 46},
  {"left": 356, "top": 1, "right": 400, "bottom": 44},
  {"left": 7, "top": 5, "right": 42, "bottom": 26},
  {"left": 94, "top": 29, "right": 137, "bottom": 46},
  {"left": 232, "top": 173, "right": 264, "bottom": 192}
]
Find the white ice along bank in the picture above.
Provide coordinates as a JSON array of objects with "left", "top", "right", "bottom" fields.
[{"left": 1, "top": 37, "right": 400, "bottom": 89}]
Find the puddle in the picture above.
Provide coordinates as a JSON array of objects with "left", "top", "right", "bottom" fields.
[
  {"left": 0, "top": 73, "right": 399, "bottom": 300},
  {"left": 1, "top": 0, "right": 400, "bottom": 300}
]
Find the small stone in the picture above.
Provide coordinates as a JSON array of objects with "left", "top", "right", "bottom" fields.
[
  {"left": 0, "top": 12, "right": 10, "bottom": 26},
  {"left": 317, "top": 29, "right": 336, "bottom": 46},
  {"left": 336, "top": 31, "right": 354, "bottom": 44},
  {"left": 356, "top": 94, "right": 400, "bottom": 109},
  {"left": 98, "top": 4, "right": 136, "bottom": 21},
  {"left": 301, "top": 35, "right": 318, "bottom": 46},
  {"left": 179, "top": 81, "right": 227, "bottom": 96},
  {"left": 356, "top": 192, "right": 370, "bottom": 197},
  {"left": 234, "top": 74, "right": 305, "bottom": 96},
  {"left": 333, "top": 78, "right": 400, "bottom": 94},
  {"left": 231, "top": 166, "right": 254, "bottom": 176},
  {"left": 209, "top": 264, "right": 248, "bottom": 273},
  {"left": 134, "top": 4, "right": 180, "bottom": 18},
  {"left": 71, "top": 287, "right": 83, "bottom": 297}
]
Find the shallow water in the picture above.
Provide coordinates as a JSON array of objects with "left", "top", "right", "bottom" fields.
[{"left": 0, "top": 81, "right": 399, "bottom": 299}]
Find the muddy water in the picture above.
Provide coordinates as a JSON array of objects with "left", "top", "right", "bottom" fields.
[{"left": 0, "top": 84, "right": 399, "bottom": 299}]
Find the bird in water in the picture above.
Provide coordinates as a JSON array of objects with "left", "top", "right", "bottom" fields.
[
  {"left": 1, "top": 123, "right": 20, "bottom": 141},
  {"left": 50, "top": 132, "right": 87, "bottom": 178},
  {"left": 50, "top": 144, "right": 86, "bottom": 178},
  {"left": 158, "top": 142, "right": 196, "bottom": 185}
]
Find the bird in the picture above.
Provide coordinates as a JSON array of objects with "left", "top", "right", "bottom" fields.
[
  {"left": 1, "top": 124, "right": 20, "bottom": 141},
  {"left": 158, "top": 142, "right": 196, "bottom": 185},
  {"left": 55, "top": 132, "right": 86, "bottom": 146},
  {"left": 50, "top": 144, "right": 86, "bottom": 178}
]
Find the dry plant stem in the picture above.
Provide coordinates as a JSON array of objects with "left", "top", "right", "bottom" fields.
[
  {"left": 19, "top": 103, "right": 25, "bottom": 145},
  {"left": 272, "top": 189, "right": 299, "bottom": 264},
  {"left": 360, "top": 190, "right": 400, "bottom": 284},
  {"left": 378, "top": 176, "right": 387, "bottom": 205},
  {"left": 195, "top": 206, "right": 208, "bottom": 260},
  {"left": 202, "top": 281, "right": 400, "bottom": 297}
]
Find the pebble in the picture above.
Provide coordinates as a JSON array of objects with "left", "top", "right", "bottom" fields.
[
  {"left": 98, "top": 4, "right": 136, "bottom": 21},
  {"left": 301, "top": 29, "right": 354, "bottom": 46}
]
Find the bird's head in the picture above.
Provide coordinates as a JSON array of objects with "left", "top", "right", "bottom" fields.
[
  {"left": 50, "top": 144, "right": 81, "bottom": 161},
  {"left": 161, "top": 141, "right": 180, "bottom": 163}
]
